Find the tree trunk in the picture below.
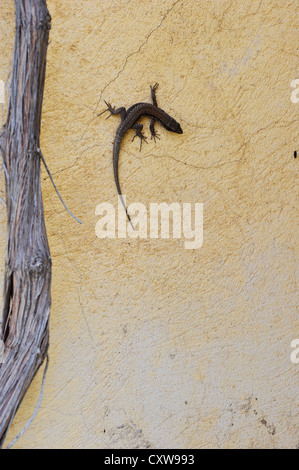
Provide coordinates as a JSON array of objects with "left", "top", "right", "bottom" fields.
[{"left": 0, "top": 0, "right": 51, "bottom": 448}]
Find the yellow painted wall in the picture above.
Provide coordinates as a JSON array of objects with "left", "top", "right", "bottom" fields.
[{"left": 0, "top": 0, "right": 298, "bottom": 449}]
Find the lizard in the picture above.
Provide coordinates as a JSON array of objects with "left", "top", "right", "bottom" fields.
[{"left": 99, "top": 83, "right": 183, "bottom": 229}]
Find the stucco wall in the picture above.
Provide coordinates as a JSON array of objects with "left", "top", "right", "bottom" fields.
[{"left": 0, "top": 0, "right": 298, "bottom": 449}]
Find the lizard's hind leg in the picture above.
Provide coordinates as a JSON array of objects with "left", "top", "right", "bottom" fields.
[
  {"left": 98, "top": 101, "right": 127, "bottom": 121},
  {"left": 131, "top": 123, "right": 148, "bottom": 150}
]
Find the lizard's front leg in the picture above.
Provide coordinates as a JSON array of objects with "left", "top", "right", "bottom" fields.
[
  {"left": 131, "top": 123, "right": 148, "bottom": 151},
  {"left": 150, "top": 83, "right": 159, "bottom": 107},
  {"left": 149, "top": 118, "right": 160, "bottom": 142},
  {"left": 149, "top": 83, "right": 160, "bottom": 141}
]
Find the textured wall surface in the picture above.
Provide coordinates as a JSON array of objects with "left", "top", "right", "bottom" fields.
[{"left": 0, "top": 0, "right": 298, "bottom": 449}]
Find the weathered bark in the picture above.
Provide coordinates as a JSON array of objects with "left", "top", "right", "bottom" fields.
[{"left": 0, "top": 0, "right": 51, "bottom": 447}]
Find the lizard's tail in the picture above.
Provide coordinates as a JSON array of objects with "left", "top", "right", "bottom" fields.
[
  {"left": 113, "top": 139, "right": 135, "bottom": 231},
  {"left": 118, "top": 192, "right": 135, "bottom": 231}
]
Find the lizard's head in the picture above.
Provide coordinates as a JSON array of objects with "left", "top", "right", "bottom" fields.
[
  {"left": 173, "top": 120, "right": 183, "bottom": 134},
  {"left": 168, "top": 117, "right": 183, "bottom": 134}
]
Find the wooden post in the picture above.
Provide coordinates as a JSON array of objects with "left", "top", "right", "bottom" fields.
[{"left": 0, "top": 0, "right": 51, "bottom": 447}]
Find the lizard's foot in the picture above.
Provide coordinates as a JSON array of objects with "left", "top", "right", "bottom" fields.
[
  {"left": 149, "top": 117, "right": 160, "bottom": 142},
  {"left": 99, "top": 101, "right": 128, "bottom": 120},
  {"left": 150, "top": 128, "right": 160, "bottom": 142},
  {"left": 98, "top": 100, "right": 115, "bottom": 119},
  {"left": 132, "top": 131, "right": 148, "bottom": 151},
  {"left": 151, "top": 83, "right": 159, "bottom": 93}
]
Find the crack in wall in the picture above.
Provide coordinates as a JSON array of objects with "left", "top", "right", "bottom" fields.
[{"left": 79, "top": 0, "right": 182, "bottom": 141}]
